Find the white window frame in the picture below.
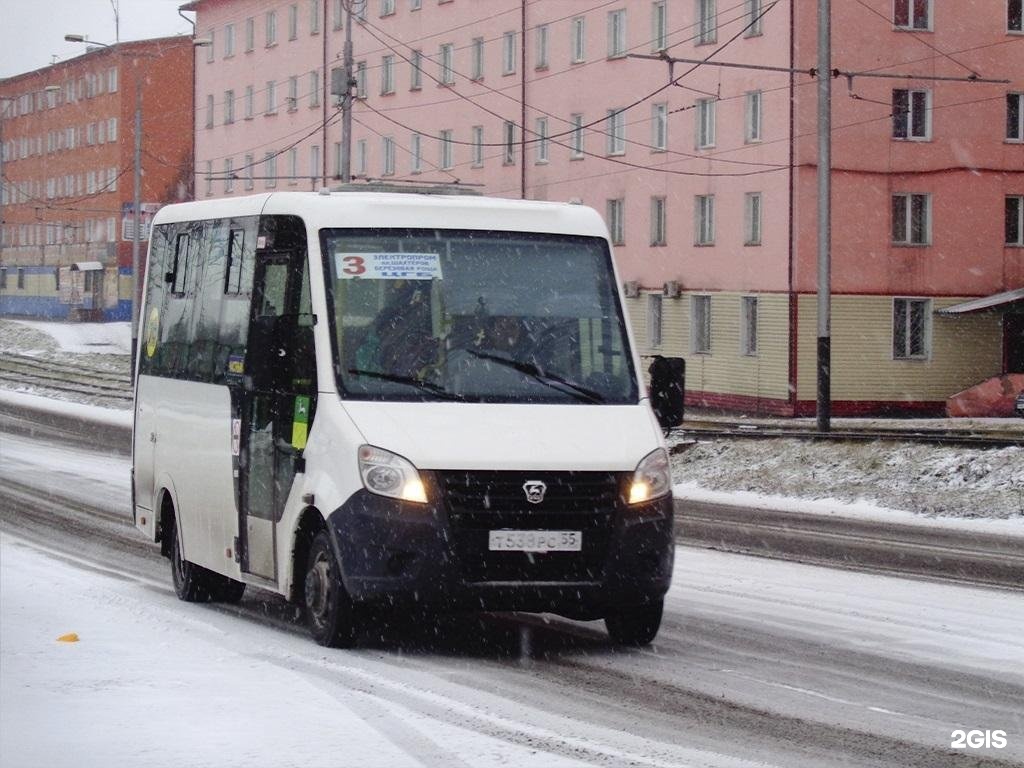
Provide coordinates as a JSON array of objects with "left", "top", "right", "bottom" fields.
[
  {"left": 570, "top": 113, "right": 585, "bottom": 158},
  {"left": 471, "top": 38, "right": 484, "bottom": 80},
  {"left": 356, "top": 139, "right": 367, "bottom": 175},
  {"left": 571, "top": 17, "right": 586, "bottom": 63},
  {"left": 381, "top": 55, "right": 394, "bottom": 94},
  {"left": 650, "top": 196, "right": 667, "bottom": 246},
  {"left": 503, "top": 121, "right": 516, "bottom": 165},
  {"left": 380, "top": 0, "right": 395, "bottom": 16},
  {"left": 697, "top": 0, "right": 717, "bottom": 44},
  {"left": 892, "top": 193, "right": 931, "bottom": 245},
  {"left": 607, "top": 9, "right": 627, "bottom": 58},
  {"left": 652, "top": 102, "right": 667, "bottom": 151},
  {"left": 440, "top": 129, "right": 454, "bottom": 169},
  {"left": 309, "top": 145, "right": 320, "bottom": 184},
  {"left": 310, "top": 0, "right": 321, "bottom": 34},
  {"left": 471, "top": 126, "right": 484, "bottom": 167},
  {"left": 411, "top": 133, "right": 422, "bottom": 173},
  {"left": 224, "top": 158, "right": 234, "bottom": 193},
  {"left": 745, "top": 90, "right": 762, "bottom": 143},
  {"left": 440, "top": 44, "right": 455, "bottom": 84},
  {"left": 647, "top": 294, "right": 663, "bottom": 348},
  {"left": 695, "top": 194, "right": 714, "bottom": 245},
  {"left": 266, "top": 11, "right": 277, "bottom": 46},
  {"left": 264, "top": 153, "right": 277, "bottom": 189},
  {"left": 536, "top": 24, "right": 549, "bottom": 69},
  {"left": 696, "top": 98, "right": 716, "bottom": 148},
  {"left": 382, "top": 136, "right": 395, "bottom": 176},
  {"left": 224, "top": 24, "right": 235, "bottom": 57},
  {"left": 502, "top": 31, "right": 517, "bottom": 75},
  {"left": 892, "top": 298, "right": 932, "bottom": 360},
  {"left": 245, "top": 85, "right": 255, "bottom": 119},
  {"left": 206, "top": 29, "right": 216, "bottom": 63},
  {"left": 265, "top": 80, "right": 277, "bottom": 114},
  {"left": 411, "top": 50, "right": 423, "bottom": 90},
  {"left": 892, "top": 89, "right": 931, "bottom": 140},
  {"left": 287, "top": 76, "right": 299, "bottom": 111},
  {"left": 893, "top": 0, "right": 931, "bottom": 30},
  {"left": 691, "top": 295, "right": 712, "bottom": 354},
  {"left": 1007, "top": 92, "right": 1023, "bottom": 142},
  {"left": 288, "top": 4, "right": 299, "bottom": 40},
  {"left": 606, "top": 109, "right": 625, "bottom": 155},
  {"left": 245, "top": 17, "right": 255, "bottom": 51},
  {"left": 224, "top": 89, "right": 235, "bottom": 124},
  {"left": 535, "top": 118, "right": 548, "bottom": 163},
  {"left": 745, "top": 0, "right": 763, "bottom": 36},
  {"left": 244, "top": 154, "right": 255, "bottom": 190},
  {"left": 744, "top": 192, "right": 762, "bottom": 246},
  {"left": 652, "top": 2, "right": 667, "bottom": 51},
  {"left": 1005, "top": 195, "right": 1023, "bottom": 246},
  {"left": 607, "top": 198, "right": 625, "bottom": 245},
  {"left": 204, "top": 95, "right": 214, "bottom": 129},
  {"left": 741, "top": 296, "right": 758, "bottom": 356},
  {"left": 356, "top": 61, "right": 367, "bottom": 98},
  {"left": 310, "top": 70, "right": 321, "bottom": 107}
]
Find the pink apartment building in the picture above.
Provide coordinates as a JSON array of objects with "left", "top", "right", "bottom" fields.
[{"left": 187, "top": 0, "right": 1024, "bottom": 415}]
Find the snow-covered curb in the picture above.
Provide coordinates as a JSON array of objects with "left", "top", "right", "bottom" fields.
[
  {"left": 0, "top": 389, "right": 132, "bottom": 429},
  {"left": 674, "top": 481, "right": 1024, "bottom": 538}
]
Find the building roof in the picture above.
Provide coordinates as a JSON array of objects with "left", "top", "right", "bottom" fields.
[{"left": 936, "top": 288, "right": 1024, "bottom": 315}]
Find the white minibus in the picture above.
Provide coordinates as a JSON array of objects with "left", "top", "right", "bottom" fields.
[{"left": 132, "top": 190, "right": 676, "bottom": 647}]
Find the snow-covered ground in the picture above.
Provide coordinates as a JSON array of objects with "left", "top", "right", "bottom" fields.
[{"left": 2, "top": 319, "right": 1022, "bottom": 523}]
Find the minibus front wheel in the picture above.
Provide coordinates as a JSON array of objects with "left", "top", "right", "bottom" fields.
[
  {"left": 304, "top": 530, "right": 358, "bottom": 648},
  {"left": 604, "top": 599, "right": 664, "bottom": 646}
]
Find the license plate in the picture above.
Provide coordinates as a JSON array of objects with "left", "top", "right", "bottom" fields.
[{"left": 488, "top": 530, "right": 582, "bottom": 552}]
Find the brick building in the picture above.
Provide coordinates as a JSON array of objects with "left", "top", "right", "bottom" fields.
[
  {"left": 0, "top": 36, "right": 194, "bottom": 320},
  {"left": 187, "top": 0, "right": 1022, "bottom": 414}
]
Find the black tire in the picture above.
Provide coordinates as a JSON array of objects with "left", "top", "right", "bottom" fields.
[
  {"left": 303, "top": 530, "right": 358, "bottom": 648},
  {"left": 209, "top": 575, "right": 246, "bottom": 604},
  {"left": 604, "top": 599, "right": 664, "bottom": 647},
  {"left": 169, "top": 513, "right": 217, "bottom": 602}
]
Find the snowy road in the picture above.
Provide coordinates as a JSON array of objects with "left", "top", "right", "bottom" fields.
[{"left": 1, "top": 430, "right": 1023, "bottom": 767}]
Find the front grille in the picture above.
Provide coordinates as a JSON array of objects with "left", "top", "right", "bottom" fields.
[{"left": 435, "top": 470, "right": 624, "bottom": 583}]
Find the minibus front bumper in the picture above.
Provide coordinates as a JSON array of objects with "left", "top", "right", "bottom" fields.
[{"left": 325, "top": 478, "right": 674, "bottom": 619}]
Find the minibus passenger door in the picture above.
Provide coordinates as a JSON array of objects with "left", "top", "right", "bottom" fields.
[{"left": 239, "top": 249, "right": 316, "bottom": 581}]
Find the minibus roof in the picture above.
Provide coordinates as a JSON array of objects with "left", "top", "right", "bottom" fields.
[{"left": 151, "top": 191, "right": 610, "bottom": 239}]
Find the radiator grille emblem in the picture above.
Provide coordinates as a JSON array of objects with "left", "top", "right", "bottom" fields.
[{"left": 522, "top": 480, "right": 547, "bottom": 504}]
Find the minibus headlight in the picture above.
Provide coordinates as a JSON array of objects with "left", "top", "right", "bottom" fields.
[
  {"left": 628, "top": 448, "right": 672, "bottom": 505},
  {"left": 358, "top": 445, "right": 428, "bottom": 504}
]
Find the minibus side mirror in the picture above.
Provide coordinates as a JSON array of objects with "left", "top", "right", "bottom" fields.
[{"left": 649, "top": 356, "right": 685, "bottom": 435}]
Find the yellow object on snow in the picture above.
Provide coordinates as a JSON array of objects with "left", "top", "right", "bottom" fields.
[{"left": 56, "top": 633, "right": 79, "bottom": 643}]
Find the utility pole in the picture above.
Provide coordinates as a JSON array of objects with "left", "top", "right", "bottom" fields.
[
  {"left": 816, "top": 0, "right": 832, "bottom": 433},
  {"left": 131, "top": 80, "right": 142, "bottom": 371},
  {"left": 339, "top": 0, "right": 357, "bottom": 183}
]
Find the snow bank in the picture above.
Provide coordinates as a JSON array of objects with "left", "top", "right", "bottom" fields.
[{"left": 4, "top": 319, "right": 131, "bottom": 355}]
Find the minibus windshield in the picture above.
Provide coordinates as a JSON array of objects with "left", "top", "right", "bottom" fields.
[{"left": 322, "top": 229, "right": 638, "bottom": 404}]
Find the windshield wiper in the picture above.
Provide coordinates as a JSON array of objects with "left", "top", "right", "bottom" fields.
[
  {"left": 464, "top": 350, "right": 606, "bottom": 404},
  {"left": 346, "top": 368, "right": 466, "bottom": 401}
]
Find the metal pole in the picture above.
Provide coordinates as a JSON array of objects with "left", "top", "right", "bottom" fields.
[
  {"left": 340, "top": 0, "right": 355, "bottom": 183},
  {"left": 816, "top": 0, "right": 831, "bottom": 432},
  {"left": 131, "top": 81, "right": 142, "bottom": 371}
]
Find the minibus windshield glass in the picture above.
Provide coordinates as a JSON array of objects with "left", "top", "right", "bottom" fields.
[{"left": 323, "top": 229, "right": 638, "bottom": 404}]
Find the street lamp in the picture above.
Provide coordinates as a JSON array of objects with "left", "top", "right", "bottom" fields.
[{"left": 65, "top": 34, "right": 143, "bottom": 366}]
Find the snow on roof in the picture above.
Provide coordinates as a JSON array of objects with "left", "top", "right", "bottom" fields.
[{"left": 937, "top": 287, "right": 1024, "bottom": 315}]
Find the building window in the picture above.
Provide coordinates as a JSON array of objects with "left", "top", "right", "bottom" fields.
[
  {"left": 1008, "top": 93, "right": 1023, "bottom": 141},
  {"left": 652, "top": 102, "right": 668, "bottom": 151},
  {"left": 893, "top": 298, "right": 931, "bottom": 360},
  {"left": 245, "top": 17, "right": 255, "bottom": 51},
  {"left": 266, "top": 11, "right": 277, "bottom": 46},
  {"left": 692, "top": 295, "right": 711, "bottom": 353},
  {"left": 288, "top": 76, "right": 299, "bottom": 110},
  {"left": 741, "top": 296, "right": 758, "bottom": 356},
  {"left": 380, "top": 0, "right": 395, "bottom": 16},
  {"left": 356, "top": 139, "right": 367, "bottom": 175},
  {"left": 650, "top": 196, "right": 666, "bottom": 246},
  {"left": 356, "top": 61, "right": 367, "bottom": 98},
  {"left": 535, "top": 118, "right": 548, "bottom": 163},
  {"left": 502, "top": 31, "right": 517, "bottom": 74},
  {"left": 287, "top": 149, "right": 298, "bottom": 185},
  {"left": 697, "top": 98, "right": 716, "bottom": 148},
  {"left": 571, "top": 113, "right": 585, "bottom": 158},
  {"left": 264, "top": 152, "right": 277, "bottom": 188},
  {"left": 224, "top": 89, "right": 235, "bottom": 124},
  {"left": 265, "top": 80, "right": 277, "bottom": 113},
  {"left": 1006, "top": 196, "right": 1023, "bottom": 245},
  {"left": 608, "top": 9, "right": 627, "bottom": 58},
  {"left": 571, "top": 16, "right": 586, "bottom": 62},
  {"left": 472, "top": 126, "right": 484, "bottom": 167},
  {"left": 411, "top": 133, "right": 422, "bottom": 173},
  {"left": 224, "top": 158, "right": 234, "bottom": 193},
  {"left": 744, "top": 0, "right": 763, "bottom": 34},
  {"left": 652, "top": 2, "right": 667, "bottom": 51},
  {"left": 310, "top": 0, "right": 320, "bottom": 34},
  {"left": 606, "top": 109, "right": 625, "bottom": 155},
  {"left": 536, "top": 24, "right": 549, "bottom": 69},
  {"left": 224, "top": 24, "right": 235, "bottom": 57},
  {"left": 894, "top": 0, "right": 931, "bottom": 30},
  {"left": 892, "top": 193, "right": 931, "bottom": 245},
  {"left": 440, "top": 44, "right": 455, "bottom": 84},
  {"left": 647, "top": 294, "right": 663, "bottom": 348},
  {"left": 1011, "top": 0, "right": 1023, "bottom": 31},
  {"left": 744, "top": 192, "right": 762, "bottom": 245},
  {"left": 205, "top": 29, "right": 215, "bottom": 62},
  {"left": 607, "top": 198, "right": 625, "bottom": 244},
  {"left": 205, "top": 160, "right": 213, "bottom": 196},
  {"left": 245, "top": 85, "right": 255, "bottom": 118},
  {"left": 309, "top": 145, "right": 320, "bottom": 183},
  {"left": 695, "top": 194, "right": 714, "bottom": 245},
  {"left": 16, "top": 268, "right": 25, "bottom": 290},
  {"left": 333, "top": 0, "right": 343, "bottom": 30},
  {"left": 205, "top": 94, "right": 214, "bottom": 128},
  {"left": 745, "top": 90, "right": 762, "bottom": 142},
  {"left": 244, "top": 153, "right": 254, "bottom": 190},
  {"left": 107, "top": 67, "right": 118, "bottom": 93},
  {"left": 503, "top": 121, "right": 516, "bottom": 164},
  {"left": 471, "top": 37, "right": 484, "bottom": 80},
  {"left": 381, "top": 55, "right": 394, "bottom": 94},
  {"left": 698, "top": 0, "right": 717, "bottom": 44},
  {"left": 289, "top": 4, "right": 299, "bottom": 39},
  {"left": 892, "top": 89, "right": 931, "bottom": 139},
  {"left": 410, "top": 49, "right": 423, "bottom": 89},
  {"left": 382, "top": 136, "right": 395, "bottom": 176},
  {"left": 310, "top": 70, "right": 321, "bottom": 107},
  {"left": 440, "top": 129, "right": 454, "bottom": 169},
  {"left": 411, "top": 0, "right": 422, "bottom": 8}
]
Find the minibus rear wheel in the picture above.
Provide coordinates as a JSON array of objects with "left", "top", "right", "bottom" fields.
[
  {"left": 604, "top": 599, "right": 664, "bottom": 646},
  {"left": 303, "top": 531, "right": 358, "bottom": 648}
]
